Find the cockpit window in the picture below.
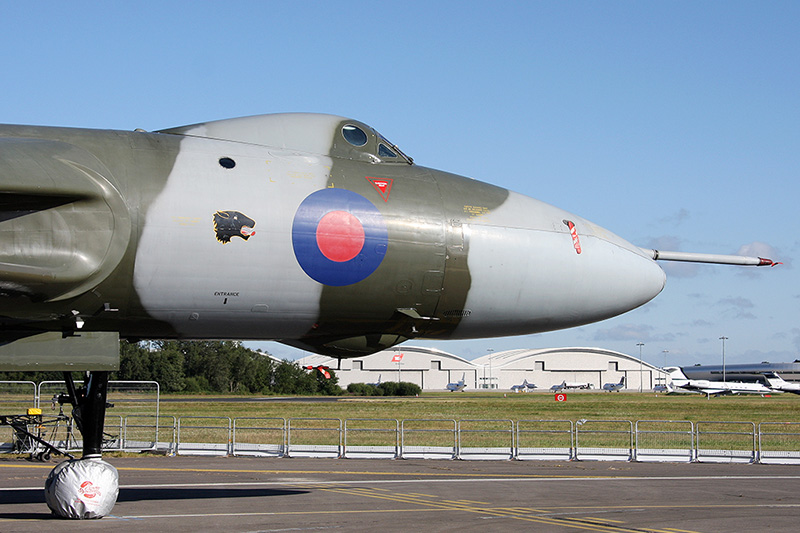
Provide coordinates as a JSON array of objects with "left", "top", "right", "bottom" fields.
[
  {"left": 378, "top": 143, "right": 397, "bottom": 158},
  {"left": 335, "top": 121, "right": 414, "bottom": 165},
  {"left": 378, "top": 134, "right": 412, "bottom": 164},
  {"left": 342, "top": 124, "right": 368, "bottom": 147}
]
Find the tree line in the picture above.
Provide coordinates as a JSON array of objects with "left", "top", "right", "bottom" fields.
[
  {"left": 0, "top": 340, "right": 342, "bottom": 395},
  {"left": 0, "top": 340, "right": 423, "bottom": 396}
]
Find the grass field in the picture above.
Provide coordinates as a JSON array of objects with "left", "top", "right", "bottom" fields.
[
  {"left": 4, "top": 390, "right": 799, "bottom": 424},
  {"left": 4, "top": 391, "right": 800, "bottom": 455},
  {"left": 152, "top": 390, "right": 800, "bottom": 424}
]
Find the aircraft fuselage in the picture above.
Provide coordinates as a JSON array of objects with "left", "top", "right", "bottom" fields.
[{"left": 0, "top": 113, "right": 667, "bottom": 357}]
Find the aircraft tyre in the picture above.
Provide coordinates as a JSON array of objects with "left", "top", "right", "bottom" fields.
[{"left": 44, "top": 457, "right": 119, "bottom": 519}]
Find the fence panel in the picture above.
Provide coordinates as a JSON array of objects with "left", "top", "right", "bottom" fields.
[
  {"left": 635, "top": 420, "right": 694, "bottom": 462},
  {"left": 401, "top": 419, "right": 457, "bottom": 459},
  {"left": 103, "top": 415, "right": 124, "bottom": 451},
  {"left": 233, "top": 417, "right": 286, "bottom": 457},
  {"left": 515, "top": 420, "right": 573, "bottom": 460},
  {"left": 123, "top": 415, "right": 177, "bottom": 454},
  {"left": 0, "top": 381, "right": 38, "bottom": 452},
  {"left": 575, "top": 420, "right": 633, "bottom": 461},
  {"left": 758, "top": 422, "right": 800, "bottom": 464},
  {"left": 695, "top": 421, "right": 756, "bottom": 463},
  {"left": 457, "top": 419, "right": 514, "bottom": 460},
  {"left": 287, "top": 418, "right": 341, "bottom": 458},
  {"left": 177, "top": 416, "right": 232, "bottom": 456},
  {"left": 0, "top": 381, "right": 37, "bottom": 412},
  {"left": 343, "top": 418, "right": 399, "bottom": 459}
]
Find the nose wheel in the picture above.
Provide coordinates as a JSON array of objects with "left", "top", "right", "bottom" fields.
[{"left": 44, "top": 370, "right": 119, "bottom": 519}]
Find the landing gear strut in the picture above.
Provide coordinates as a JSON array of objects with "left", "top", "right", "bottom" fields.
[{"left": 44, "top": 370, "right": 119, "bottom": 519}]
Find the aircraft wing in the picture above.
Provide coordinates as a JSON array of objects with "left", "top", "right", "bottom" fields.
[{"left": 699, "top": 388, "right": 730, "bottom": 396}]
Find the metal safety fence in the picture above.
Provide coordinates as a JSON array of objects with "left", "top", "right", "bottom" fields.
[
  {"left": 635, "top": 420, "right": 694, "bottom": 463},
  {"left": 575, "top": 419, "right": 633, "bottom": 461},
  {"left": 695, "top": 421, "right": 757, "bottom": 463},
  {"left": 3, "top": 415, "right": 800, "bottom": 464}
]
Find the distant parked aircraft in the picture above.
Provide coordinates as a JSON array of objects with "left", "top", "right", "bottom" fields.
[
  {"left": 602, "top": 376, "right": 625, "bottom": 392},
  {"left": 764, "top": 372, "right": 800, "bottom": 395},
  {"left": 563, "top": 381, "right": 593, "bottom": 390},
  {"left": 447, "top": 374, "right": 467, "bottom": 392},
  {"left": 510, "top": 379, "right": 536, "bottom": 393},
  {"left": 667, "top": 367, "right": 774, "bottom": 398}
]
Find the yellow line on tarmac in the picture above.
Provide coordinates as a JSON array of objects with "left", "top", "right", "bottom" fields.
[
  {"left": 0, "top": 462, "right": 587, "bottom": 479},
  {"left": 319, "top": 486, "right": 650, "bottom": 532}
]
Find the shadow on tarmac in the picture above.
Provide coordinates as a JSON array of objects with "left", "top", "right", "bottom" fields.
[
  {"left": 118, "top": 486, "right": 309, "bottom": 502},
  {"left": 1, "top": 486, "right": 307, "bottom": 505}
]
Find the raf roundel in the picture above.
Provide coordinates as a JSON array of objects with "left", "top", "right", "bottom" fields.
[{"left": 292, "top": 189, "right": 388, "bottom": 286}]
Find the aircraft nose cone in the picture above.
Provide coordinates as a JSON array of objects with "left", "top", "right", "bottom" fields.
[
  {"left": 608, "top": 244, "right": 667, "bottom": 311},
  {"left": 545, "top": 216, "right": 667, "bottom": 325},
  {"left": 456, "top": 191, "right": 667, "bottom": 338}
]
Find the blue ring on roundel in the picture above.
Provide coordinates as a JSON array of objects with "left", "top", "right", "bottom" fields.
[{"left": 292, "top": 188, "right": 388, "bottom": 286}]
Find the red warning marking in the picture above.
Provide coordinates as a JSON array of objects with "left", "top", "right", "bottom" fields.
[
  {"left": 305, "top": 365, "right": 332, "bottom": 379},
  {"left": 392, "top": 353, "right": 404, "bottom": 362},
  {"left": 316, "top": 211, "right": 365, "bottom": 262},
  {"left": 555, "top": 393, "right": 567, "bottom": 402},
  {"left": 564, "top": 220, "right": 582, "bottom": 254},
  {"left": 367, "top": 177, "right": 394, "bottom": 202}
]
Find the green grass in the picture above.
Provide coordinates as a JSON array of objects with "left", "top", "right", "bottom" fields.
[
  {"left": 4, "top": 391, "right": 800, "bottom": 453},
  {"left": 152, "top": 391, "right": 800, "bottom": 425}
]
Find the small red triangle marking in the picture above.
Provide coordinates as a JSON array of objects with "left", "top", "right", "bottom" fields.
[{"left": 366, "top": 177, "right": 393, "bottom": 202}]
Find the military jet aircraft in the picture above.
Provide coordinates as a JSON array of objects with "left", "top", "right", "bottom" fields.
[
  {"left": 510, "top": 379, "right": 536, "bottom": 392},
  {"left": 0, "top": 113, "right": 777, "bottom": 517}
]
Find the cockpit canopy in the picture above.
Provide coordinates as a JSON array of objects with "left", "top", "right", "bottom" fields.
[
  {"left": 158, "top": 113, "right": 413, "bottom": 165},
  {"left": 336, "top": 122, "right": 413, "bottom": 165}
]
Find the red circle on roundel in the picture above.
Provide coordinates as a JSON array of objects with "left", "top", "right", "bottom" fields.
[{"left": 316, "top": 210, "right": 365, "bottom": 262}]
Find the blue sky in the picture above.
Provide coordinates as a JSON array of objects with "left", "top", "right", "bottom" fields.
[{"left": 3, "top": 1, "right": 798, "bottom": 367}]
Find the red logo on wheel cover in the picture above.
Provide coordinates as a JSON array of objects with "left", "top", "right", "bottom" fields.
[{"left": 79, "top": 480, "right": 100, "bottom": 499}]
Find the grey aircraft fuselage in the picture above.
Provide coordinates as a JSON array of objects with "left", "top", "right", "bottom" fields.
[{"left": 0, "top": 113, "right": 773, "bottom": 361}]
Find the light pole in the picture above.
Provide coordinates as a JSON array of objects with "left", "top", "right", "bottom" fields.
[
  {"left": 719, "top": 336, "right": 728, "bottom": 382},
  {"left": 487, "top": 349, "right": 494, "bottom": 389},
  {"left": 661, "top": 350, "right": 669, "bottom": 384},
  {"left": 637, "top": 342, "right": 644, "bottom": 392}
]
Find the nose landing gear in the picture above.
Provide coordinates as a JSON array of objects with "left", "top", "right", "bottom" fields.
[{"left": 44, "top": 371, "right": 119, "bottom": 519}]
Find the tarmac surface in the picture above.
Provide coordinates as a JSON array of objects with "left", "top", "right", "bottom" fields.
[{"left": 2, "top": 455, "right": 800, "bottom": 532}]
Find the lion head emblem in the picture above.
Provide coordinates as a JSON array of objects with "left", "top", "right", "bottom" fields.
[{"left": 213, "top": 211, "right": 256, "bottom": 243}]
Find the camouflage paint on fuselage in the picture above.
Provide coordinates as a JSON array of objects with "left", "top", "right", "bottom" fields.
[
  {"left": 0, "top": 123, "right": 181, "bottom": 338},
  {"left": 281, "top": 118, "right": 511, "bottom": 357},
  {"left": 0, "top": 113, "right": 669, "bottom": 360}
]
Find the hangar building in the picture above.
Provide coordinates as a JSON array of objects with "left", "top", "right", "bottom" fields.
[
  {"left": 681, "top": 362, "right": 800, "bottom": 383},
  {"left": 297, "top": 346, "right": 668, "bottom": 392}
]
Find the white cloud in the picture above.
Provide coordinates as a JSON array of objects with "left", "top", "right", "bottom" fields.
[
  {"left": 660, "top": 208, "right": 691, "bottom": 226},
  {"left": 717, "top": 297, "right": 754, "bottom": 309}
]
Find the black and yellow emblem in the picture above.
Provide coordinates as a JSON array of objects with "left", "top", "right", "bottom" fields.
[{"left": 213, "top": 211, "right": 256, "bottom": 243}]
